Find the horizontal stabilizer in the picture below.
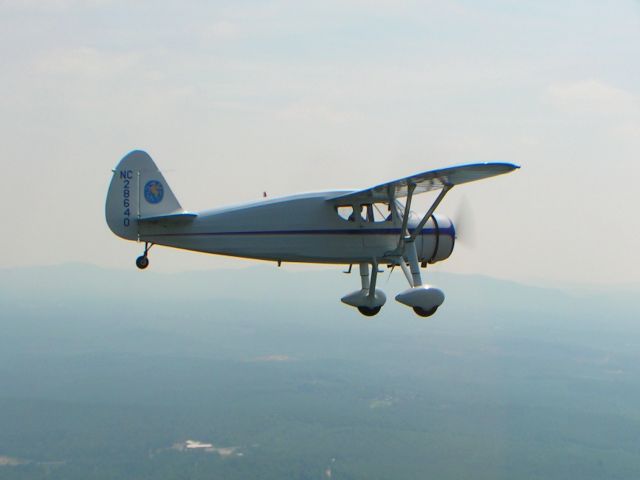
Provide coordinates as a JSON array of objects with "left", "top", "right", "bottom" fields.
[
  {"left": 329, "top": 162, "right": 519, "bottom": 203},
  {"left": 138, "top": 212, "right": 198, "bottom": 225}
]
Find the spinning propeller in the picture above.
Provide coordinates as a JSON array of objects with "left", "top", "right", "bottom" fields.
[{"left": 452, "top": 194, "right": 477, "bottom": 248}]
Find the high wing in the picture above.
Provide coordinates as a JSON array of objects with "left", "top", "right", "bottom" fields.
[{"left": 328, "top": 162, "right": 519, "bottom": 204}]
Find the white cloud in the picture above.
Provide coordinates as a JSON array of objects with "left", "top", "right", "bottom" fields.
[
  {"left": 35, "top": 47, "right": 139, "bottom": 77},
  {"left": 547, "top": 79, "right": 639, "bottom": 116},
  {"left": 205, "top": 21, "right": 242, "bottom": 40},
  {"left": 277, "top": 101, "right": 364, "bottom": 124},
  {"left": 0, "top": 0, "right": 110, "bottom": 11}
]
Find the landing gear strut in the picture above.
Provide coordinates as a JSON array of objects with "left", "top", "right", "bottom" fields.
[
  {"left": 135, "top": 242, "right": 153, "bottom": 270},
  {"left": 341, "top": 261, "right": 386, "bottom": 317},
  {"left": 394, "top": 239, "right": 445, "bottom": 317}
]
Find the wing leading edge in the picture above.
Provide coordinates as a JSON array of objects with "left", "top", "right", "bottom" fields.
[{"left": 328, "top": 162, "right": 519, "bottom": 204}]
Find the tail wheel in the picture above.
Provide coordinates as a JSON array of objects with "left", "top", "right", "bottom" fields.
[
  {"left": 357, "top": 306, "right": 381, "bottom": 317},
  {"left": 136, "top": 255, "right": 149, "bottom": 270},
  {"left": 413, "top": 306, "right": 437, "bottom": 317}
]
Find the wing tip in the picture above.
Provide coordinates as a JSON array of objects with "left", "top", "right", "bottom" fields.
[{"left": 481, "top": 161, "right": 520, "bottom": 173}]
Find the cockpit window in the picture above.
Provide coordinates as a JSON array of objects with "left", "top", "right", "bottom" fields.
[
  {"left": 337, "top": 203, "right": 392, "bottom": 223},
  {"left": 361, "top": 203, "right": 392, "bottom": 223}
]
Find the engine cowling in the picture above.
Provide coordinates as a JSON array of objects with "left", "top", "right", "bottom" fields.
[{"left": 419, "top": 213, "right": 455, "bottom": 264}]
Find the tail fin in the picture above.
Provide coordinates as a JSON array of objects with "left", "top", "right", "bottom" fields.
[{"left": 105, "top": 150, "right": 184, "bottom": 240}]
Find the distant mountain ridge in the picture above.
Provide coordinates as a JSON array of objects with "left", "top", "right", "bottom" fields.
[{"left": 1, "top": 263, "right": 636, "bottom": 320}]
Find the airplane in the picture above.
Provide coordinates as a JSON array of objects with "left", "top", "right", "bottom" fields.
[{"left": 106, "top": 150, "right": 519, "bottom": 317}]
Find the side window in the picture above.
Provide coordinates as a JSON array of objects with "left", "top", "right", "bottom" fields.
[{"left": 337, "top": 205, "right": 358, "bottom": 222}]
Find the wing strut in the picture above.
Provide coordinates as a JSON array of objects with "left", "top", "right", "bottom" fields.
[
  {"left": 395, "top": 183, "right": 454, "bottom": 252},
  {"left": 409, "top": 184, "right": 453, "bottom": 242},
  {"left": 397, "top": 183, "right": 417, "bottom": 251}
]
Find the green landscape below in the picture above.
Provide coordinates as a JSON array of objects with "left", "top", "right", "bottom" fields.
[{"left": 0, "top": 264, "right": 638, "bottom": 479}]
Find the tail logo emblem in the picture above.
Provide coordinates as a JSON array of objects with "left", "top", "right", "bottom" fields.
[{"left": 144, "top": 180, "right": 164, "bottom": 204}]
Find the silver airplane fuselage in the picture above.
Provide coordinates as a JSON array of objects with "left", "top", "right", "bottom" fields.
[{"left": 137, "top": 191, "right": 455, "bottom": 266}]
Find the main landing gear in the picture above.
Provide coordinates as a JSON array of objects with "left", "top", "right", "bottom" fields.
[
  {"left": 341, "top": 256, "right": 444, "bottom": 318},
  {"left": 135, "top": 242, "right": 153, "bottom": 270},
  {"left": 341, "top": 234, "right": 444, "bottom": 318},
  {"left": 394, "top": 240, "right": 445, "bottom": 317}
]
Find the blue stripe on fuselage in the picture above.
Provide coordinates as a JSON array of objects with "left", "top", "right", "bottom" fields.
[{"left": 146, "top": 227, "right": 455, "bottom": 237}]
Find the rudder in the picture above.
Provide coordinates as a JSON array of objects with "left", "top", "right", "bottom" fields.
[{"left": 105, "top": 150, "right": 183, "bottom": 240}]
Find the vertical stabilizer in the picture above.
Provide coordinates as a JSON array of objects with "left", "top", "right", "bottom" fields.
[{"left": 105, "top": 150, "right": 183, "bottom": 240}]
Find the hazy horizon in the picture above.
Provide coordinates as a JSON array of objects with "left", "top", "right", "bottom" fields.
[{"left": 3, "top": 260, "right": 640, "bottom": 293}]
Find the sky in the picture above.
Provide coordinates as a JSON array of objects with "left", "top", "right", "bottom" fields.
[{"left": 0, "top": 0, "right": 638, "bottom": 286}]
